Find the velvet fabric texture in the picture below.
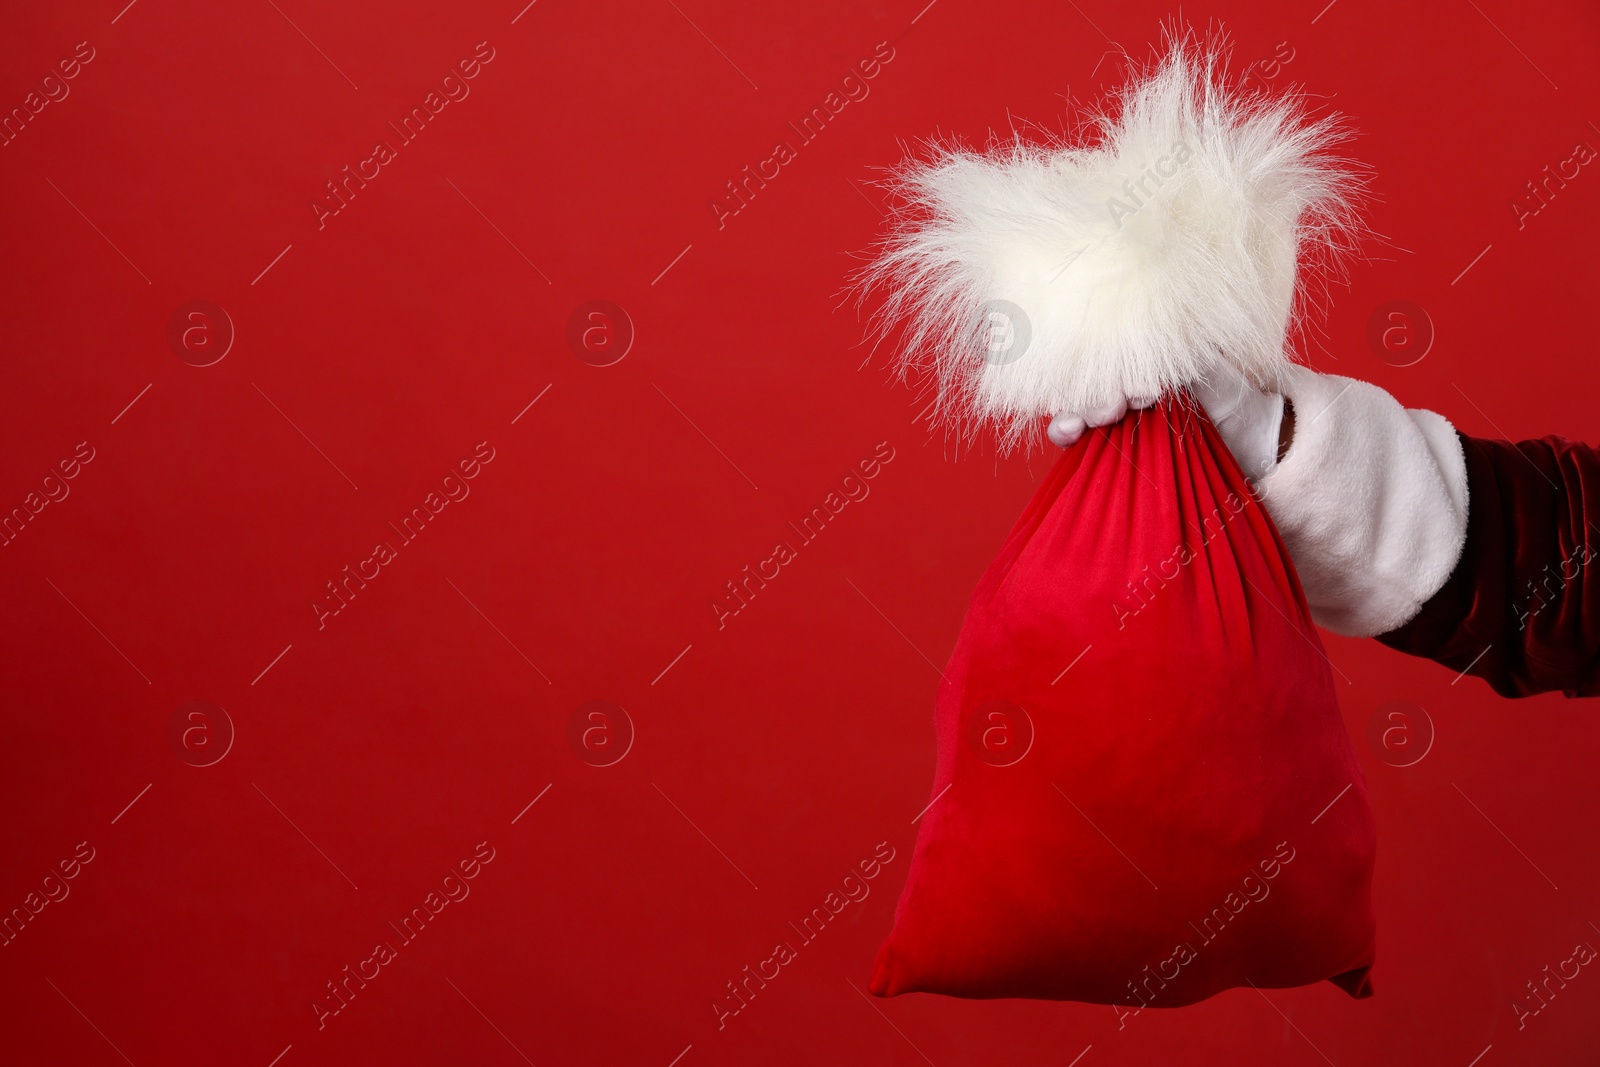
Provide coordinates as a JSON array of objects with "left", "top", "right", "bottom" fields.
[
  {"left": 1379, "top": 432, "right": 1600, "bottom": 696},
  {"left": 871, "top": 398, "right": 1377, "bottom": 1006}
]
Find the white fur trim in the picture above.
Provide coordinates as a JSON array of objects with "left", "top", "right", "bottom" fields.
[
  {"left": 858, "top": 32, "right": 1367, "bottom": 453},
  {"left": 1255, "top": 367, "right": 1469, "bottom": 637}
]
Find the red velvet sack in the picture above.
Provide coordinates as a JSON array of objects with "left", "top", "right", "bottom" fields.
[{"left": 869, "top": 399, "right": 1377, "bottom": 1008}]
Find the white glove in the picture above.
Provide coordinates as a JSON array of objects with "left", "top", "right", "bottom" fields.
[
  {"left": 1047, "top": 363, "right": 1471, "bottom": 637},
  {"left": 1047, "top": 361, "right": 1286, "bottom": 481},
  {"left": 1257, "top": 364, "right": 1469, "bottom": 636}
]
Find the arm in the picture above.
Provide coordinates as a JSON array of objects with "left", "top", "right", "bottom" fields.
[
  {"left": 1376, "top": 433, "right": 1600, "bottom": 697},
  {"left": 1224, "top": 365, "right": 1600, "bottom": 695}
]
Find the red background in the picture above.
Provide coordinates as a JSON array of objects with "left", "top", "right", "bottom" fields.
[{"left": 2, "top": 0, "right": 1598, "bottom": 1064}]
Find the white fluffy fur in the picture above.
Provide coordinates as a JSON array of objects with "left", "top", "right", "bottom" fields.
[{"left": 859, "top": 32, "right": 1368, "bottom": 453}]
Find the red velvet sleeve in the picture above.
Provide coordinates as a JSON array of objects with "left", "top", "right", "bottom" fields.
[{"left": 1376, "top": 432, "right": 1600, "bottom": 697}]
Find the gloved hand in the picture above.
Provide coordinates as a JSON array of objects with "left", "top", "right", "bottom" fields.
[
  {"left": 1049, "top": 362, "right": 1471, "bottom": 639},
  {"left": 1047, "top": 360, "right": 1288, "bottom": 481}
]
